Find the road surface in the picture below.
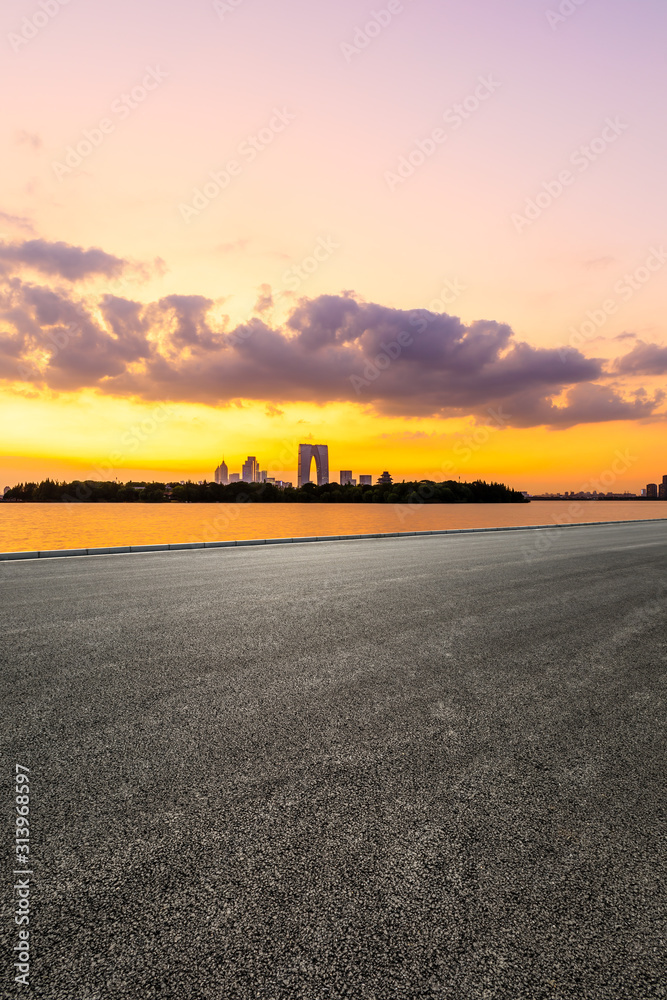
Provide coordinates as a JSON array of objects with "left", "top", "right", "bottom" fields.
[{"left": 1, "top": 521, "right": 666, "bottom": 999}]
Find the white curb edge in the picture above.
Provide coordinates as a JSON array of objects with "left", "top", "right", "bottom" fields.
[{"left": 0, "top": 517, "right": 665, "bottom": 561}]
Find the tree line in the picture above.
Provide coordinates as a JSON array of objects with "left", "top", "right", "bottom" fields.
[{"left": 3, "top": 478, "right": 529, "bottom": 504}]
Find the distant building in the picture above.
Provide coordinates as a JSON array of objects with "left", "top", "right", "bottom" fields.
[
  {"left": 647, "top": 483, "right": 658, "bottom": 498},
  {"left": 359, "top": 475, "right": 372, "bottom": 486},
  {"left": 377, "top": 471, "right": 393, "bottom": 485},
  {"left": 298, "top": 443, "right": 329, "bottom": 486},
  {"left": 659, "top": 479, "right": 667, "bottom": 500},
  {"left": 242, "top": 456, "right": 259, "bottom": 483},
  {"left": 259, "top": 471, "right": 268, "bottom": 483},
  {"left": 214, "top": 459, "right": 229, "bottom": 485},
  {"left": 350, "top": 479, "right": 357, "bottom": 487},
  {"left": 340, "top": 470, "right": 353, "bottom": 486},
  {"left": 229, "top": 473, "right": 240, "bottom": 483}
]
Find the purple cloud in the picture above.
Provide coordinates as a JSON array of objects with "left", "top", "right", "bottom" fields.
[
  {"left": 501, "top": 383, "right": 664, "bottom": 429},
  {"left": 614, "top": 340, "right": 667, "bottom": 375},
  {"left": 2, "top": 279, "right": 664, "bottom": 428},
  {"left": 254, "top": 284, "right": 274, "bottom": 314},
  {"left": 0, "top": 211, "right": 35, "bottom": 236},
  {"left": 15, "top": 130, "right": 42, "bottom": 151},
  {"left": 0, "top": 239, "right": 126, "bottom": 281}
]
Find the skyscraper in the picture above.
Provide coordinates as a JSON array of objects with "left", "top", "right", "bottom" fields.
[
  {"left": 242, "top": 456, "right": 260, "bottom": 483},
  {"left": 647, "top": 483, "right": 658, "bottom": 498},
  {"left": 339, "top": 470, "right": 353, "bottom": 486},
  {"left": 214, "top": 459, "right": 228, "bottom": 485},
  {"left": 298, "top": 444, "right": 329, "bottom": 486},
  {"left": 359, "top": 475, "right": 372, "bottom": 486}
]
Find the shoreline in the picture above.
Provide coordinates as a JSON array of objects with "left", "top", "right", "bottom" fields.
[{"left": 2, "top": 515, "right": 665, "bottom": 562}]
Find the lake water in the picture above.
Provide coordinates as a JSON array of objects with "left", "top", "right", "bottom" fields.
[{"left": 0, "top": 501, "right": 664, "bottom": 552}]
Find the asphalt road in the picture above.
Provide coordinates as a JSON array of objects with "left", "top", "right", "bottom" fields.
[{"left": 1, "top": 521, "right": 666, "bottom": 1000}]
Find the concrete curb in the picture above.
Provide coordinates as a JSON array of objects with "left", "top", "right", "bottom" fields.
[{"left": 0, "top": 517, "right": 665, "bottom": 562}]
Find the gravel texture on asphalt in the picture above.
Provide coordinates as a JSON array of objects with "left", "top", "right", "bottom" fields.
[{"left": 1, "top": 521, "right": 666, "bottom": 999}]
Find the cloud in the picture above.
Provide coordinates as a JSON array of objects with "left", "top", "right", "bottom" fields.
[
  {"left": 380, "top": 431, "right": 433, "bottom": 440},
  {"left": 216, "top": 239, "right": 249, "bottom": 255},
  {"left": 0, "top": 211, "right": 35, "bottom": 237},
  {"left": 502, "top": 382, "right": 664, "bottom": 429},
  {"left": 15, "top": 130, "right": 43, "bottom": 151},
  {"left": 254, "top": 284, "right": 273, "bottom": 314},
  {"left": 614, "top": 340, "right": 667, "bottom": 376},
  {"left": 0, "top": 280, "right": 152, "bottom": 388},
  {"left": 2, "top": 277, "right": 664, "bottom": 429},
  {"left": 215, "top": 239, "right": 290, "bottom": 262},
  {"left": 147, "top": 294, "right": 223, "bottom": 350},
  {"left": 0, "top": 239, "right": 126, "bottom": 281},
  {"left": 584, "top": 256, "right": 616, "bottom": 270}
]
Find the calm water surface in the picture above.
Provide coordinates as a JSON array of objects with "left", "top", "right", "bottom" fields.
[{"left": 0, "top": 501, "right": 665, "bottom": 552}]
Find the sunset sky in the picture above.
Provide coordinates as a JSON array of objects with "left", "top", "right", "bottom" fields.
[{"left": 1, "top": 0, "right": 665, "bottom": 492}]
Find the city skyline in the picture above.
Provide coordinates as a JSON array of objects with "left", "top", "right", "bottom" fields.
[
  {"left": 205, "top": 443, "right": 667, "bottom": 497},
  {"left": 4, "top": 450, "right": 665, "bottom": 499},
  {"left": 211, "top": 444, "right": 377, "bottom": 488},
  {"left": 1, "top": 1, "right": 666, "bottom": 492}
]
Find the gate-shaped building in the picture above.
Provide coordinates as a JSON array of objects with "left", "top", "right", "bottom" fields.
[{"left": 297, "top": 444, "right": 329, "bottom": 487}]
